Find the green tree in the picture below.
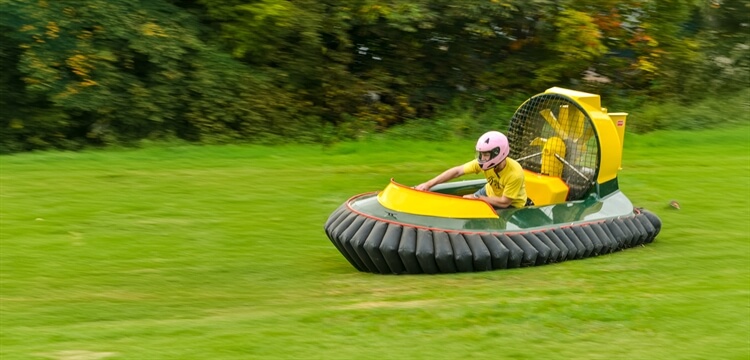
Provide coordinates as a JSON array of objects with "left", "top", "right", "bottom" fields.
[
  {"left": 691, "top": 0, "right": 750, "bottom": 95},
  {"left": 1, "top": 0, "right": 746, "bottom": 153},
  {"left": 0, "top": 0, "right": 321, "bottom": 152},
  {"left": 195, "top": 0, "right": 367, "bottom": 128}
]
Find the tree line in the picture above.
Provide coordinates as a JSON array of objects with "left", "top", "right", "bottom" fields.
[{"left": 1, "top": 0, "right": 747, "bottom": 153}]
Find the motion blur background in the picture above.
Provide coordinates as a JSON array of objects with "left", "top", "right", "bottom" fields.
[{"left": 1, "top": 0, "right": 748, "bottom": 153}]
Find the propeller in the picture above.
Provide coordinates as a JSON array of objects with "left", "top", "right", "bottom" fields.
[{"left": 530, "top": 104, "right": 594, "bottom": 176}]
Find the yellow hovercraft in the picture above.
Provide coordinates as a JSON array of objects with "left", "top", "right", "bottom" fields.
[{"left": 324, "top": 87, "right": 662, "bottom": 274}]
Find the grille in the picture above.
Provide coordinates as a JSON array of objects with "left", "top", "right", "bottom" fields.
[{"left": 507, "top": 94, "right": 599, "bottom": 200}]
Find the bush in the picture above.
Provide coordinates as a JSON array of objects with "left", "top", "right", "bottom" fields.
[
  {"left": 626, "top": 89, "right": 750, "bottom": 133},
  {"left": 382, "top": 94, "right": 531, "bottom": 141},
  {"left": 379, "top": 89, "right": 748, "bottom": 144}
]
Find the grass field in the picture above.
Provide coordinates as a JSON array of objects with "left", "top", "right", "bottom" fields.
[{"left": 1, "top": 126, "right": 749, "bottom": 360}]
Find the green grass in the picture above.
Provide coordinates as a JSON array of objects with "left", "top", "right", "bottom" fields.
[{"left": 1, "top": 126, "right": 749, "bottom": 360}]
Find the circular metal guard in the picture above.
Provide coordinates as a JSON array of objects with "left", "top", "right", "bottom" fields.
[{"left": 507, "top": 94, "right": 600, "bottom": 200}]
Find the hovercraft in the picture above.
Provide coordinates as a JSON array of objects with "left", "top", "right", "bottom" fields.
[{"left": 324, "top": 87, "right": 662, "bottom": 274}]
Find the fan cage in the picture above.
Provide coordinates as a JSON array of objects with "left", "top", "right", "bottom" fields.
[{"left": 507, "top": 94, "right": 600, "bottom": 201}]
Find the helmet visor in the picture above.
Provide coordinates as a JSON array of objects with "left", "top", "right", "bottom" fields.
[{"left": 476, "top": 147, "right": 501, "bottom": 165}]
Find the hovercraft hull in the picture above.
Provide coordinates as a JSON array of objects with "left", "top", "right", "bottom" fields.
[{"left": 323, "top": 180, "right": 661, "bottom": 274}]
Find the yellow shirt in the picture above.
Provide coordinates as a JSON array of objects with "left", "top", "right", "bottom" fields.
[{"left": 463, "top": 158, "right": 528, "bottom": 208}]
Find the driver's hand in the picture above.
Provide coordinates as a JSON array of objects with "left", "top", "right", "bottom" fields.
[{"left": 414, "top": 183, "right": 431, "bottom": 191}]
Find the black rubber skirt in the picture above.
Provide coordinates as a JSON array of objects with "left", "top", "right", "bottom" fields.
[{"left": 324, "top": 204, "right": 662, "bottom": 274}]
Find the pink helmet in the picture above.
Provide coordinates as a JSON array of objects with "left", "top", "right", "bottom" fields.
[{"left": 475, "top": 131, "right": 509, "bottom": 170}]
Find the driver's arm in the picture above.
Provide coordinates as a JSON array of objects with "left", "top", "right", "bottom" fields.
[
  {"left": 415, "top": 165, "right": 465, "bottom": 191},
  {"left": 474, "top": 194, "right": 513, "bottom": 208},
  {"left": 475, "top": 173, "right": 524, "bottom": 208}
]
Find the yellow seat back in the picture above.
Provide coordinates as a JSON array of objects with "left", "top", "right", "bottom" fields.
[{"left": 524, "top": 170, "right": 569, "bottom": 206}]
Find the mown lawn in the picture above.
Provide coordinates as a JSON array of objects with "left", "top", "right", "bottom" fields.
[{"left": 1, "top": 126, "right": 748, "bottom": 360}]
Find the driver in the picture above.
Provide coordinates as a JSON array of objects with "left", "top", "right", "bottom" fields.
[{"left": 415, "top": 131, "right": 531, "bottom": 209}]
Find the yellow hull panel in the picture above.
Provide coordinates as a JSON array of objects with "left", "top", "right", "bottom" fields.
[{"left": 376, "top": 180, "right": 499, "bottom": 219}]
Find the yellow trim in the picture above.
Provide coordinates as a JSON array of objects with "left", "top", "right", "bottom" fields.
[
  {"left": 523, "top": 170, "right": 569, "bottom": 206},
  {"left": 377, "top": 180, "right": 499, "bottom": 219},
  {"left": 543, "top": 87, "right": 624, "bottom": 183}
]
